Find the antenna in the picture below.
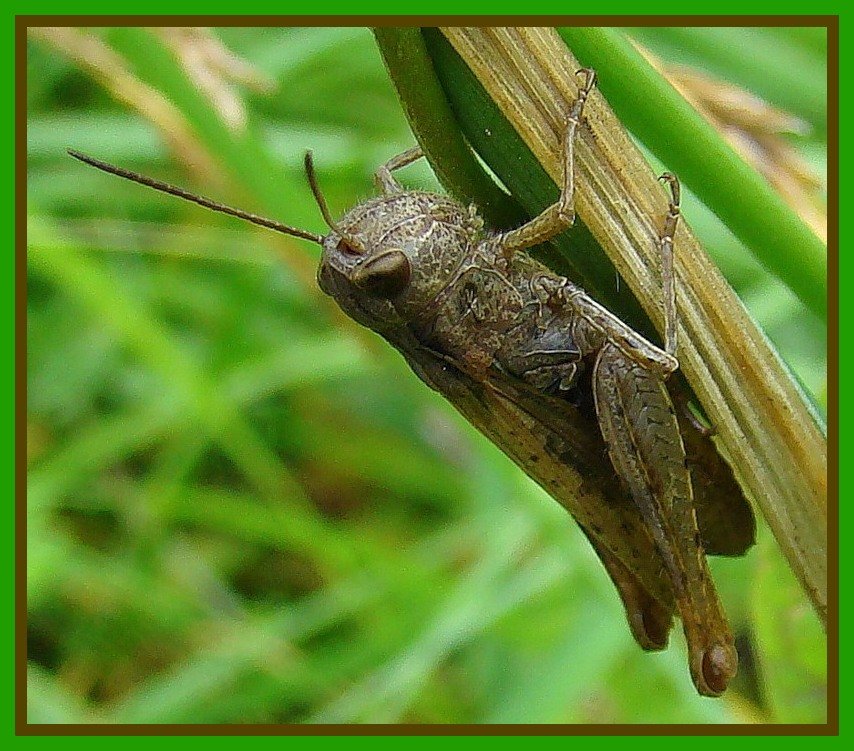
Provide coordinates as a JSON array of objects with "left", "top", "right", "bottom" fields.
[
  {"left": 303, "top": 150, "right": 364, "bottom": 254},
  {"left": 67, "top": 150, "right": 324, "bottom": 245}
]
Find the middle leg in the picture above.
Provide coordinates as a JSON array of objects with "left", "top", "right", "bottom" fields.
[{"left": 496, "top": 68, "right": 597, "bottom": 255}]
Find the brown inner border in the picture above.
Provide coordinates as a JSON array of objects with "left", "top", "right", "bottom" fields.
[{"left": 16, "top": 14, "right": 838, "bottom": 736}]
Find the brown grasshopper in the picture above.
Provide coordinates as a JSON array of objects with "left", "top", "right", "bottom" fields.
[{"left": 69, "top": 69, "right": 754, "bottom": 696}]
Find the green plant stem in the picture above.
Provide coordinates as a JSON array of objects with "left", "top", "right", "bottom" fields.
[{"left": 373, "top": 27, "right": 522, "bottom": 227}]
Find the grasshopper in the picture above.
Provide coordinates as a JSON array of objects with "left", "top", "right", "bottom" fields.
[{"left": 69, "top": 69, "right": 754, "bottom": 696}]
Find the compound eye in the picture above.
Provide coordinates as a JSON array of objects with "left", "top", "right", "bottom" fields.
[
  {"left": 351, "top": 249, "right": 411, "bottom": 298},
  {"left": 336, "top": 238, "right": 358, "bottom": 256}
]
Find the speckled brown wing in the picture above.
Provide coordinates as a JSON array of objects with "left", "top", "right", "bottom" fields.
[
  {"left": 672, "top": 380, "right": 756, "bottom": 557},
  {"left": 397, "top": 340, "right": 674, "bottom": 605}
]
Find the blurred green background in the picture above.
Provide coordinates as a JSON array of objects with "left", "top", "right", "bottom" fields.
[{"left": 26, "top": 26, "right": 827, "bottom": 724}]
